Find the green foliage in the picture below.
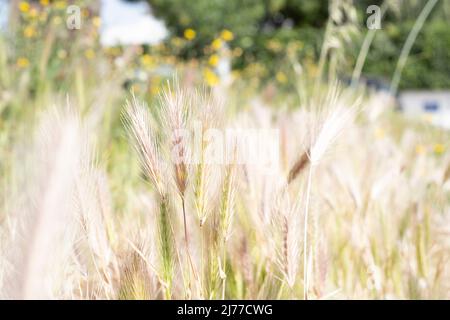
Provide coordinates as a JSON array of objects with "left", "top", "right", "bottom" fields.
[
  {"left": 149, "top": 0, "right": 265, "bottom": 59},
  {"left": 147, "top": 0, "right": 449, "bottom": 89},
  {"left": 148, "top": 0, "right": 327, "bottom": 61},
  {"left": 362, "top": 19, "right": 450, "bottom": 89},
  {"left": 158, "top": 195, "right": 174, "bottom": 299}
]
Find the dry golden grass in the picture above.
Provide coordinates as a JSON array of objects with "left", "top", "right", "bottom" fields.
[{"left": 0, "top": 80, "right": 448, "bottom": 300}]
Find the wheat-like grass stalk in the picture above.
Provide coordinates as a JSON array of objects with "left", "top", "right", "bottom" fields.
[
  {"left": 2, "top": 108, "right": 82, "bottom": 299},
  {"left": 159, "top": 83, "right": 199, "bottom": 288},
  {"left": 74, "top": 165, "right": 120, "bottom": 299},
  {"left": 302, "top": 84, "right": 360, "bottom": 299},
  {"left": 218, "top": 164, "right": 236, "bottom": 299},
  {"left": 124, "top": 96, "right": 176, "bottom": 299},
  {"left": 192, "top": 90, "right": 221, "bottom": 227},
  {"left": 124, "top": 96, "right": 164, "bottom": 196},
  {"left": 158, "top": 195, "right": 175, "bottom": 299},
  {"left": 287, "top": 149, "right": 310, "bottom": 184},
  {"left": 268, "top": 187, "right": 302, "bottom": 299}
]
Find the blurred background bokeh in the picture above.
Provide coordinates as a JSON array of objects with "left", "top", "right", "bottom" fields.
[
  {"left": 1, "top": 0, "right": 449, "bottom": 126},
  {"left": 0, "top": 0, "right": 449, "bottom": 300}
]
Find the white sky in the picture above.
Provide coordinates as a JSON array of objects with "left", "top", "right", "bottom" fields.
[
  {"left": 0, "top": 0, "right": 168, "bottom": 45},
  {"left": 100, "top": 0, "right": 168, "bottom": 47}
]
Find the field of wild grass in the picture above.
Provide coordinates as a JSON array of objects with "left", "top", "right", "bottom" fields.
[{"left": 0, "top": 1, "right": 449, "bottom": 300}]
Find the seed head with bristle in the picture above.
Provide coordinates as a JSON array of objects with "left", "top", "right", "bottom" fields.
[
  {"left": 159, "top": 84, "right": 191, "bottom": 196},
  {"left": 308, "top": 85, "right": 360, "bottom": 165},
  {"left": 124, "top": 96, "right": 164, "bottom": 195}
]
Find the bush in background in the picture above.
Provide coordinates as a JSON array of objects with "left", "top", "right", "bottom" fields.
[{"left": 147, "top": 0, "right": 449, "bottom": 90}]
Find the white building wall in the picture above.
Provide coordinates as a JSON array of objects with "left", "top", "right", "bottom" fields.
[{"left": 399, "top": 91, "right": 450, "bottom": 129}]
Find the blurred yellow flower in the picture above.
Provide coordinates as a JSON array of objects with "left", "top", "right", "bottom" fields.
[
  {"left": 23, "top": 26, "right": 36, "bottom": 38},
  {"left": 203, "top": 68, "right": 219, "bottom": 86},
  {"left": 84, "top": 49, "right": 95, "bottom": 60},
  {"left": 16, "top": 57, "right": 30, "bottom": 68},
  {"left": 415, "top": 144, "right": 426, "bottom": 155},
  {"left": 220, "top": 29, "right": 234, "bottom": 41},
  {"left": 164, "top": 55, "right": 176, "bottom": 64},
  {"left": 57, "top": 49, "right": 67, "bottom": 60},
  {"left": 107, "top": 46, "right": 122, "bottom": 57},
  {"left": 29, "top": 8, "right": 38, "bottom": 18},
  {"left": 149, "top": 85, "right": 160, "bottom": 96},
  {"left": 232, "top": 47, "right": 243, "bottom": 57},
  {"left": 39, "top": 11, "right": 48, "bottom": 22},
  {"left": 55, "top": 1, "right": 66, "bottom": 9},
  {"left": 208, "top": 54, "right": 219, "bottom": 67},
  {"left": 40, "top": 0, "right": 49, "bottom": 6},
  {"left": 434, "top": 143, "right": 445, "bottom": 155},
  {"left": 276, "top": 71, "right": 287, "bottom": 84},
  {"left": 19, "top": 2, "right": 30, "bottom": 13},
  {"left": 93, "top": 16, "right": 101, "bottom": 28},
  {"left": 374, "top": 127, "right": 385, "bottom": 139},
  {"left": 184, "top": 28, "right": 196, "bottom": 40},
  {"left": 211, "top": 38, "right": 222, "bottom": 50},
  {"left": 82, "top": 8, "right": 90, "bottom": 18},
  {"left": 140, "top": 54, "right": 154, "bottom": 67},
  {"left": 52, "top": 16, "right": 62, "bottom": 25},
  {"left": 266, "top": 40, "right": 282, "bottom": 52}
]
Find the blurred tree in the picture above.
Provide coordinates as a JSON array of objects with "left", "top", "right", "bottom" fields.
[
  {"left": 379, "top": 19, "right": 449, "bottom": 89},
  {"left": 145, "top": 0, "right": 449, "bottom": 89},
  {"left": 148, "top": 0, "right": 265, "bottom": 59},
  {"left": 354, "top": 0, "right": 449, "bottom": 89},
  {"left": 147, "top": 0, "right": 330, "bottom": 56}
]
